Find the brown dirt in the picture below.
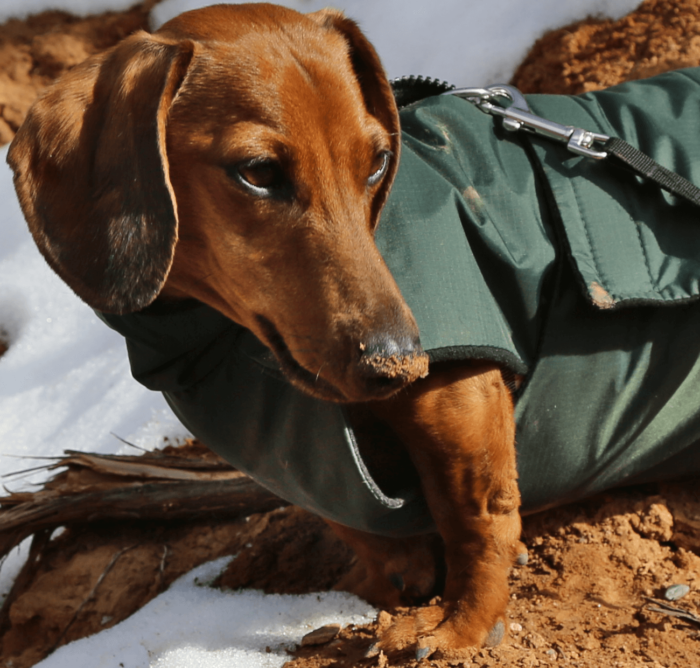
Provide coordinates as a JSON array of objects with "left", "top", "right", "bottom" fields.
[
  {"left": 3, "top": 465, "right": 700, "bottom": 668},
  {"left": 512, "top": 0, "right": 700, "bottom": 95},
  {"left": 0, "top": 1, "right": 154, "bottom": 145},
  {"left": 287, "top": 484, "right": 700, "bottom": 668},
  {"left": 2, "top": 519, "right": 251, "bottom": 667},
  {"left": 2, "top": 1, "right": 700, "bottom": 668}
]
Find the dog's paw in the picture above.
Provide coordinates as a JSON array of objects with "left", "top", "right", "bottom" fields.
[
  {"left": 415, "top": 615, "right": 506, "bottom": 652},
  {"left": 376, "top": 604, "right": 445, "bottom": 652},
  {"left": 412, "top": 620, "right": 504, "bottom": 663},
  {"left": 377, "top": 603, "right": 507, "bottom": 655}
]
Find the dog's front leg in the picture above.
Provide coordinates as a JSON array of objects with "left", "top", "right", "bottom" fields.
[{"left": 372, "top": 362, "right": 522, "bottom": 653}]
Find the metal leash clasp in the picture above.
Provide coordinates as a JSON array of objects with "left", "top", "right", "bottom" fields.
[{"left": 443, "top": 84, "right": 610, "bottom": 160}]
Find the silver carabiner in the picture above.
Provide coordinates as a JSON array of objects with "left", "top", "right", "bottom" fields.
[{"left": 444, "top": 84, "right": 610, "bottom": 160}]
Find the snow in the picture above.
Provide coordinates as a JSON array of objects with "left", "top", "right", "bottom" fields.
[
  {"left": 0, "top": 0, "right": 642, "bottom": 666},
  {"left": 37, "top": 558, "right": 376, "bottom": 668}
]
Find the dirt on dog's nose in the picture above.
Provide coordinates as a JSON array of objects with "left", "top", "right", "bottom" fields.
[{"left": 357, "top": 334, "right": 429, "bottom": 394}]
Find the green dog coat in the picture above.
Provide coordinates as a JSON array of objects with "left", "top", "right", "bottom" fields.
[{"left": 100, "top": 68, "right": 700, "bottom": 536}]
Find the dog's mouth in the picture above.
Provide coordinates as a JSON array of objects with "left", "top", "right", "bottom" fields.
[
  {"left": 255, "top": 315, "right": 348, "bottom": 402},
  {"left": 255, "top": 315, "right": 429, "bottom": 403}
]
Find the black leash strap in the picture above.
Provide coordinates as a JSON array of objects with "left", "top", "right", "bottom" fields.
[{"left": 604, "top": 136, "right": 700, "bottom": 208}]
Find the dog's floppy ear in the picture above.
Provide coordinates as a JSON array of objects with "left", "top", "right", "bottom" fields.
[
  {"left": 7, "top": 32, "right": 194, "bottom": 314},
  {"left": 309, "top": 9, "right": 401, "bottom": 220}
]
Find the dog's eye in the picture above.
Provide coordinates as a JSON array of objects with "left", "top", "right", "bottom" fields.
[
  {"left": 231, "top": 159, "right": 289, "bottom": 198},
  {"left": 368, "top": 151, "right": 391, "bottom": 187}
]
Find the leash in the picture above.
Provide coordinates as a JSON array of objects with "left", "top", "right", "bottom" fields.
[{"left": 442, "top": 84, "right": 700, "bottom": 209}]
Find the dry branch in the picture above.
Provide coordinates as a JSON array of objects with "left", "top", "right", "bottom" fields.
[
  {"left": 0, "top": 447, "right": 288, "bottom": 560},
  {"left": 644, "top": 597, "right": 700, "bottom": 627}
]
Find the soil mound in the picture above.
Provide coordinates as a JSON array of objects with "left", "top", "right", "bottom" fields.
[
  {"left": 0, "top": 2, "right": 153, "bottom": 145},
  {"left": 512, "top": 0, "right": 700, "bottom": 94}
]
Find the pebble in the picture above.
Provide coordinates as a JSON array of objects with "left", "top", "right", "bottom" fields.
[
  {"left": 664, "top": 584, "right": 690, "bottom": 601},
  {"left": 510, "top": 622, "right": 523, "bottom": 634},
  {"left": 300, "top": 623, "right": 341, "bottom": 646}
]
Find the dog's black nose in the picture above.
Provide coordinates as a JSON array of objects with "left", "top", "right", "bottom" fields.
[{"left": 357, "top": 333, "right": 428, "bottom": 392}]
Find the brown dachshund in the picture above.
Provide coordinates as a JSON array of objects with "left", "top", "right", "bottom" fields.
[{"left": 7, "top": 3, "right": 523, "bottom": 655}]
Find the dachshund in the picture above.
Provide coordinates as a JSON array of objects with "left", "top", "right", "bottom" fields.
[{"left": 8, "top": 3, "right": 524, "bottom": 655}]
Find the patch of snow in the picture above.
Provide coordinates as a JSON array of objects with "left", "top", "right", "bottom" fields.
[{"left": 35, "top": 558, "right": 376, "bottom": 668}]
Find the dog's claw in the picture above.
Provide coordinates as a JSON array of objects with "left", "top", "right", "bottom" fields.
[
  {"left": 364, "top": 642, "right": 380, "bottom": 659},
  {"left": 388, "top": 572, "right": 405, "bottom": 592},
  {"left": 415, "top": 645, "right": 433, "bottom": 661},
  {"left": 484, "top": 619, "right": 505, "bottom": 647},
  {"left": 516, "top": 551, "right": 529, "bottom": 566}
]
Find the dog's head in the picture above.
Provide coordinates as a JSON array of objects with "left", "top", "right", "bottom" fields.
[{"left": 8, "top": 3, "right": 428, "bottom": 402}]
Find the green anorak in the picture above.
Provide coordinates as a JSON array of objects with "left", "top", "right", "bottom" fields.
[{"left": 100, "top": 68, "right": 700, "bottom": 536}]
